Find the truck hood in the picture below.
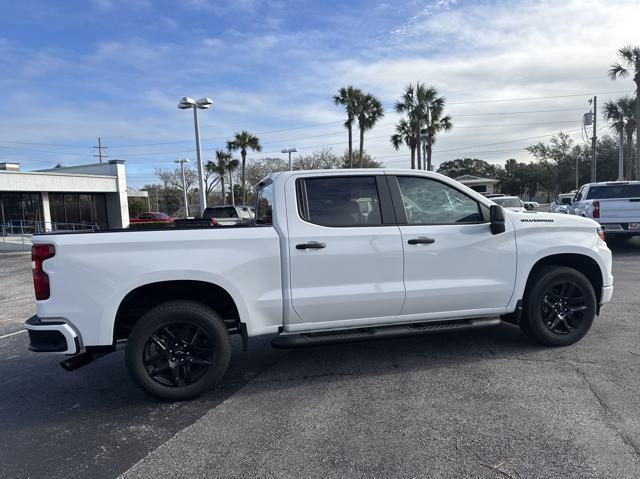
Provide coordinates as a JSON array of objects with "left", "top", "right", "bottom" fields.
[{"left": 505, "top": 209, "right": 600, "bottom": 231}]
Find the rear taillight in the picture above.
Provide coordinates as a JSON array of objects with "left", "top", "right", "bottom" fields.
[
  {"left": 209, "top": 218, "right": 218, "bottom": 226},
  {"left": 32, "top": 244, "right": 55, "bottom": 300},
  {"left": 592, "top": 201, "right": 600, "bottom": 219}
]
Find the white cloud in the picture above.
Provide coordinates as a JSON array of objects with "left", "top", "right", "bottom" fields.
[{"left": 1, "top": 0, "right": 639, "bottom": 183}]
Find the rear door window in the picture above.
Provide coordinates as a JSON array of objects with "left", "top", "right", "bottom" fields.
[{"left": 298, "top": 176, "right": 383, "bottom": 227}]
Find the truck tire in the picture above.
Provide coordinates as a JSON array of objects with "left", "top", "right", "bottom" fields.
[
  {"left": 520, "top": 266, "right": 596, "bottom": 347},
  {"left": 125, "top": 300, "right": 231, "bottom": 401}
]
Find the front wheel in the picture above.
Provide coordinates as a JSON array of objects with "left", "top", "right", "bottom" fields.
[
  {"left": 125, "top": 300, "right": 231, "bottom": 401},
  {"left": 520, "top": 266, "right": 597, "bottom": 347}
]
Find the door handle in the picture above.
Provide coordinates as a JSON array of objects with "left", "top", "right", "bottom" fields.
[
  {"left": 296, "top": 242, "right": 327, "bottom": 250},
  {"left": 407, "top": 237, "right": 435, "bottom": 245}
]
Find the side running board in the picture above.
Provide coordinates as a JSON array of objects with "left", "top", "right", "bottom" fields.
[{"left": 272, "top": 317, "right": 502, "bottom": 349}]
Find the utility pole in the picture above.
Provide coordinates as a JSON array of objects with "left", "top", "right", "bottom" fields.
[
  {"left": 93, "top": 137, "right": 108, "bottom": 163},
  {"left": 175, "top": 159, "right": 190, "bottom": 217},
  {"left": 590, "top": 96, "right": 597, "bottom": 183},
  {"left": 618, "top": 129, "right": 624, "bottom": 180}
]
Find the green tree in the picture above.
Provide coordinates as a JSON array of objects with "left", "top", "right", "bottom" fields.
[
  {"left": 603, "top": 96, "right": 636, "bottom": 179},
  {"left": 226, "top": 130, "right": 262, "bottom": 205},
  {"left": 210, "top": 149, "right": 238, "bottom": 206},
  {"left": 390, "top": 118, "right": 418, "bottom": 169},
  {"left": 609, "top": 45, "right": 640, "bottom": 179},
  {"left": 395, "top": 83, "right": 449, "bottom": 170},
  {"left": 425, "top": 101, "right": 452, "bottom": 171},
  {"left": 333, "top": 86, "right": 363, "bottom": 167},
  {"left": 436, "top": 158, "right": 503, "bottom": 179},
  {"left": 354, "top": 93, "right": 384, "bottom": 167},
  {"left": 339, "top": 150, "right": 382, "bottom": 168},
  {"left": 293, "top": 148, "right": 342, "bottom": 170}
]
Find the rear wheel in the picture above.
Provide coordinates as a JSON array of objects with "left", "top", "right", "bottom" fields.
[
  {"left": 125, "top": 300, "right": 231, "bottom": 401},
  {"left": 520, "top": 266, "right": 596, "bottom": 346}
]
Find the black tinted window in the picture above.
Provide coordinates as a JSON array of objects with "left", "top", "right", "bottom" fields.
[
  {"left": 397, "top": 176, "right": 482, "bottom": 224},
  {"left": 586, "top": 184, "right": 640, "bottom": 199},
  {"left": 205, "top": 206, "right": 238, "bottom": 218},
  {"left": 299, "top": 176, "right": 382, "bottom": 227}
]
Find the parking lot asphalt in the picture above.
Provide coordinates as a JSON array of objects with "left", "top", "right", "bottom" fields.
[{"left": 1, "top": 239, "right": 640, "bottom": 479}]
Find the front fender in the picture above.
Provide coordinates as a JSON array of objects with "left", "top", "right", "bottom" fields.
[{"left": 507, "top": 223, "right": 612, "bottom": 309}]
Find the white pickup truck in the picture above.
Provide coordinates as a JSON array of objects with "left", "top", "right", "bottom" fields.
[
  {"left": 569, "top": 181, "right": 640, "bottom": 238},
  {"left": 26, "top": 169, "right": 613, "bottom": 400}
]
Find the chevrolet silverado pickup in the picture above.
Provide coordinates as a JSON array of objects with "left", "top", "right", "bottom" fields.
[
  {"left": 26, "top": 169, "right": 614, "bottom": 400},
  {"left": 569, "top": 181, "right": 640, "bottom": 238}
]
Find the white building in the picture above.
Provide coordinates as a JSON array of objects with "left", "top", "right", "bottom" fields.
[
  {"left": 455, "top": 174, "right": 500, "bottom": 195},
  {"left": 0, "top": 161, "right": 142, "bottom": 230}
]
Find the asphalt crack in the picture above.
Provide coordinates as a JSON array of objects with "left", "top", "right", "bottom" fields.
[{"left": 576, "top": 367, "right": 640, "bottom": 461}]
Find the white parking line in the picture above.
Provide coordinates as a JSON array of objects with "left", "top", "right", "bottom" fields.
[{"left": 0, "top": 330, "right": 27, "bottom": 340}]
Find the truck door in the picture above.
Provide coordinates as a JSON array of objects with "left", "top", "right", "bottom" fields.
[
  {"left": 388, "top": 175, "right": 517, "bottom": 318},
  {"left": 286, "top": 174, "right": 405, "bottom": 327}
]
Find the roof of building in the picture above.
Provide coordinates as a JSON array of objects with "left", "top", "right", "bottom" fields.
[{"left": 455, "top": 174, "right": 499, "bottom": 185}]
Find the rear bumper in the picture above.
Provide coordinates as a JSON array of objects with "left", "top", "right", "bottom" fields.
[
  {"left": 25, "top": 315, "right": 80, "bottom": 355},
  {"left": 601, "top": 223, "right": 640, "bottom": 236}
]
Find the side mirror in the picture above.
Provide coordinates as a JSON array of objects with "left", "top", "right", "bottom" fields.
[
  {"left": 524, "top": 203, "right": 534, "bottom": 210},
  {"left": 490, "top": 205, "right": 506, "bottom": 235}
]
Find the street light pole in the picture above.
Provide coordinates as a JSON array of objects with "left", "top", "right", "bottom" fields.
[
  {"left": 179, "top": 96, "right": 213, "bottom": 216},
  {"left": 281, "top": 148, "right": 298, "bottom": 170},
  {"left": 175, "top": 159, "right": 190, "bottom": 217}
]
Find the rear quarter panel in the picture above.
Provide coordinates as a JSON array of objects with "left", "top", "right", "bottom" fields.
[{"left": 33, "top": 227, "right": 282, "bottom": 346}]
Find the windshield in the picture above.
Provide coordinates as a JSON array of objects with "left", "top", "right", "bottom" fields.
[
  {"left": 586, "top": 184, "right": 640, "bottom": 199},
  {"left": 494, "top": 197, "right": 522, "bottom": 208}
]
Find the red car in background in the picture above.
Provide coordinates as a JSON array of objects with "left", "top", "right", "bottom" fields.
[{"left": 129, "top": 212, "right": 176, "bottom": 223}]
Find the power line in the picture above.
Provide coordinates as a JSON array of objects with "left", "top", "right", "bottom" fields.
[{"left": 447, "top": 90, "right": 632, "bottom": 105}]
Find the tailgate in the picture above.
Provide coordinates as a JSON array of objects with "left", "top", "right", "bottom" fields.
[{"left": 600, "top": 198, "right": 640, "bottom": 223}]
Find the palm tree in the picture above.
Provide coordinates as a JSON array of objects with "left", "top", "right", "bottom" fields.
[
  {"left": 609, "top": 45, "right": 640, "bottom": 179},
  {"left": 604, "top": 96, "right": 636, "bottom": 179},
  {"left": 226, "top": 131, "right": 262, "bottom": 204},
  {"left": 212, "top": 150, "right": 234, "bottom": 205},
  {"left": 425, "top": 102, "right": 452, "bottom": 171},
  {"left": 394, "top": 83, "right": 439, "bottom": 170},
  {"left": 390, "top": 118, "right": 418, "bottom": 169},
  {"left": 354, "top": 93, "right": 384, "bottom": 167},
  {"left": 334, "top": 86, "right": 363, "bottom": 167}
]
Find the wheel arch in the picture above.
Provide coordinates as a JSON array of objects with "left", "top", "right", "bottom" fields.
[
  {"left": 114, "top": 280, "right": 242, "bottom": 342},
  {"left": 522, "top": 253, "right": 604, "bottom": 306}
]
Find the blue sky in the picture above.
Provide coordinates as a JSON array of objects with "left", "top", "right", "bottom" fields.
[{"left": 0, "top": 0, "right": 638, "bottom": 187}]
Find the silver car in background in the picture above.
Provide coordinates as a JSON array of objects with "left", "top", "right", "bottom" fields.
[
  {"left": 550, "top": 193, "right": 576, "bottom": 214},
  {"left": 492, "top": 196, "right": 531, "bottom": 212},
  {"left": 202, "top": 205, "right": 254, "bottom": 225}
]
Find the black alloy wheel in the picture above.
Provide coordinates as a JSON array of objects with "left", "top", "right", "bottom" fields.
[
  {"left": 520, "top": 266, "right": 597, "bottom": 347},
  {"left": 540, "top": 280, "right": 588, "bottom": 335},
  {"left": 143, "top": 322, "right": 214, "bottom": 387},
  {"left": 126, "top": 300, "right": 231, "bottom": 401}
]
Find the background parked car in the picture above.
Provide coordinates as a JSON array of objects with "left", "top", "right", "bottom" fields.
[
  {"left": 491, "top": 196, "right": 531, "bottom": 212},
  {"left": 129, "top": 212, "right": 175, "bottom": 223},
  {"left": 202, "top": 205, "right": 254, "bottom": 225},
  {"left": 569, "top": 181, "right": 640, "bottom": 239},
  {"left": 550, "top": 193, "right": 576, "bottom": 214}
]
